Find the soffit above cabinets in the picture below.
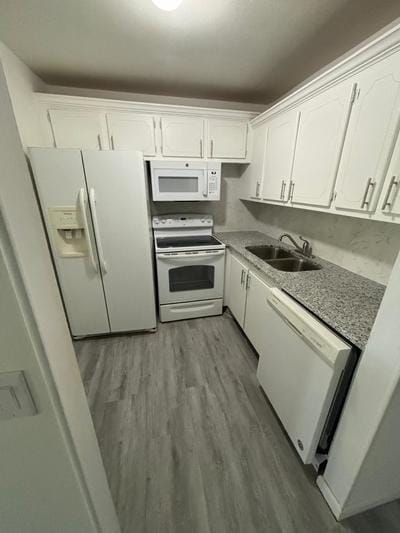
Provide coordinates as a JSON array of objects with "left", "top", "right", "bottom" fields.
[{"left": 1, "top": 0, "right": 400, "bottom": 103}]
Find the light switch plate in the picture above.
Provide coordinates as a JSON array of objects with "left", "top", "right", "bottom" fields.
[{"left": 0, "top": 371, "right": 37, "bottom": 420}]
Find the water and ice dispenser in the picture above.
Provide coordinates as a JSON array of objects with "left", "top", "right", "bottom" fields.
[{"left": 48, "top": 206, "right": 88, "bottom": 257}]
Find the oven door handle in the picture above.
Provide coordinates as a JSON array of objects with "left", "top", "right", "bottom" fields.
[{"left": 157, "top": 250, "right": 225, "bottom": 259}]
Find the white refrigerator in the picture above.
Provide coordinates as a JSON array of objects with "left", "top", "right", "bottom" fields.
[{"left": 29, "top": 148, "right": 156, "bottom": 337}]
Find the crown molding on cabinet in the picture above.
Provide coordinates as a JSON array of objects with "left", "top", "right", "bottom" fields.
[
  {"left": 251, "top": 21, "right": 400, "bottom": 127},
  {"left": 36, "top": 93, "right": 258, "bottom": 121}
]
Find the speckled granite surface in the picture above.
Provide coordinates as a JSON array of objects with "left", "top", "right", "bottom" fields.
[{"left": 215, "top": 231, "right": 386, "bottom": 351}]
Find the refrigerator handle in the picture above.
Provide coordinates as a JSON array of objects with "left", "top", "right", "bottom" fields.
[
  {"left": 88, "top": 188, "right": 108, "bottom": 274},
  {"left": 78, "top": 188, "right": 98, "bottom": 273}
]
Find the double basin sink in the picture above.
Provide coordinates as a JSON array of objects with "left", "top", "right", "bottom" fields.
[{"left": 245, "top": 245, "right": 321, "bottom": 272}]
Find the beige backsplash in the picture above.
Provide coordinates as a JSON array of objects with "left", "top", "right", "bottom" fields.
[
  {"left": 248, "top": 202, "right": 400, "bottom": 285},
  {"left": 150, "top": 166, "right": 400, "bottom": 285}
]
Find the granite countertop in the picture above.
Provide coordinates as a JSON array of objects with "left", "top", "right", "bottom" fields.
[{"left": 215, "top": 231, "right": 386, "bottom": 351}]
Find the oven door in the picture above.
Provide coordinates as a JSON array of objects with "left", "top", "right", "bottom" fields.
[
  {"left": 156, "top": 249, "right": 225, "bottom": 304},
  {"left": 151, "top": 167, "right": 207, "bottom": 201}
]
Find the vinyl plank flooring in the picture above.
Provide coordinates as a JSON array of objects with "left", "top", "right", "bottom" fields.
[{"left": 75, "top": 311, "right": 400, "bottom": 533}]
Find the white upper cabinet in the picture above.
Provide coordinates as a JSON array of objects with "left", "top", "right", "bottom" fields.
[
  {"left": 106, "top": 113, "right": 157, "bottom": 156},
  {"left": 334, "top": 52, "right": 400, "bottom": 214},
  {"left": 376, "top": 129, "right": 400, "bottom": 220},
  {"left": 208, "top": 119, "right": 248, "bottom": 159},
  {"left": 48, "top": 109, "right": 108, "bottom": 150},
  {"left": 262, "top": 110, "right": 299, "bottom": 202},
  {"left": 290, "top": 81, "right": 355, "bottom": 208},
  {"left": 160, "top": 115, "right": 204, "bottom": 157},
  {"left": 242, "top": 122, "right": 267, "bottom": 199}
]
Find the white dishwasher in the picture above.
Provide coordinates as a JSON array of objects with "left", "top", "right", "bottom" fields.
[{"left": 257, "top": 287, "right": 353, "bottom": 464}]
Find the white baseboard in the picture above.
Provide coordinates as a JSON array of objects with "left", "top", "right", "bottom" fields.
[{"left": 316, "top": 476, "right": 342, "bottom": 519}]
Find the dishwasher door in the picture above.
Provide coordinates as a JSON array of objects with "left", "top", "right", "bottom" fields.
[{"left": 256, "top": 288, "right": 352, "bottom": 464}]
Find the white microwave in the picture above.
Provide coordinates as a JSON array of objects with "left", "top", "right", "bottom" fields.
[{"left": 150, "top": 160, "right": 221, "bottom": 201}]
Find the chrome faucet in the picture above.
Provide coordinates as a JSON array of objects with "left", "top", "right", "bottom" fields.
[{"left": 279, "top": 233, "right": 312, "bottom": 257}]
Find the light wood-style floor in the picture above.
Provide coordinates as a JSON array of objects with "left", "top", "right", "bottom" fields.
[{"left": 75, "top": 312, "right": 400, "bottom": 533}]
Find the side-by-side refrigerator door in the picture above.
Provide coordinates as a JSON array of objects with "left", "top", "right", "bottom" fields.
[
  {"left": 82, "top": 150, "right": 156, "bottom": 332},
  {"left": 29, "top": 148, "right": 110, "bottom": 336}
]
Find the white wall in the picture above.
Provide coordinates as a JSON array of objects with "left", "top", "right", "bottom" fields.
[
  {"left": 246, "top": 202, "right": 400, "bottom": 285},
  {"left": 317, "top": 247, "right": 400, "bottom": 518},
  {"left": 0, "top": 63, "right": 119, "bottom": 532},
  {"left": 0, "top": 40, "right": 45, "bottom": 147}
]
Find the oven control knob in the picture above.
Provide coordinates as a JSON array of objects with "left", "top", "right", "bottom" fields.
[{"left": 161, "top": 220, "right": 166, "bottom": 224}]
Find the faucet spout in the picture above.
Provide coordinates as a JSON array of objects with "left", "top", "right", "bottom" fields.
[{"left": 279, "top": 233, "right": 312, "bottom": 257}]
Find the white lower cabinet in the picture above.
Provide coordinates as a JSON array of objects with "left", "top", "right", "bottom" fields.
[
  {"left": 106, "top": 112, "right": 157, "bottom": 156},
  {"left": 243, "top": 271, "right": 273, "bottom": 355},
  {"left": 227, "top": 252, "right": 249, "bottom": 327},
  {"left": 225, "top": 252, "right": 274, "bottom": 347}
]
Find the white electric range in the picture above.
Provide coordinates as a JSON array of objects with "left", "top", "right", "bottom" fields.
[{"left": 152, "top": 214, "right": 226, "bottom": 322}]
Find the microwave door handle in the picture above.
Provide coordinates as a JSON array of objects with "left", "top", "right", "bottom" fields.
[{"left": 203, "top": 171, "right": 208, "bottom": 198}]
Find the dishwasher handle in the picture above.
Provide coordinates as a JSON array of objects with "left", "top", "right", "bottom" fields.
[{"left": 266, "top": 289, "right": 350, "bottom": 368}]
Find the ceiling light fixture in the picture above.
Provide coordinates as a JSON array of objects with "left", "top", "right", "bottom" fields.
[{"left": 152, "top": 0, "right": 182, "bottom": 11}]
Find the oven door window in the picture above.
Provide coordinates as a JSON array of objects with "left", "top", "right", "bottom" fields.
[
  {"left": 159, "top": 175, "right": 199, "bottom": 193},
  {"left": 169, "top": 265, "right": 215, "bottom": 292}
]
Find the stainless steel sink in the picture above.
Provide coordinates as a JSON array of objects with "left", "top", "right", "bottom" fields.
[
  {"left": 266, "top": 258, "right": 321, "bottom": 272},
  {"left": 245, "top": 245, "right": 294, "bottom": 260}
]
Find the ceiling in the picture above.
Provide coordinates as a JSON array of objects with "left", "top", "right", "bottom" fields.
[{"left": 1, "top": 0, "right": 400, "bottom": 104}]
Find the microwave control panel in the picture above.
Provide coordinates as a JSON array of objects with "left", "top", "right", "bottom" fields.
[{"left": 207, "top": 165, "right": 221, "bottom": 200}]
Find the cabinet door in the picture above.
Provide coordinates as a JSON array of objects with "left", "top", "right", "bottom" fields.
[
  {"left": 335, "top": 52, "right": 400, "bottom": 213},
  {"left": 227, "top": 253, "right": 248, "bottom": 327},
  {"left": 242, "top": 122, "right": 267, "bottom": 200},
  {"left": 262, "top": 110, "right": 299, "bottom": 202},
  {"left": 243, "top": 271, "right": 273, "bottom": 355},
  {"left": 82, "top": 150, "right": 156, "bottom": 332},
  {"left": 48, "top": 109, "right": 108, "bottom": 149},
  {"left": 107, "top": 113, "right": 157, "bottom": 156},
  {"left": 377, "top": 129, "right": 400, "bottom": 220},
  {"left": 290, "top": 81, "right": 354, "bottom": 208},
  {"left": 160, "top": 116, "right": 204, "bottom": 157},
  {"left": 208, "top": 119, "right": 248, "bottom": 159}
]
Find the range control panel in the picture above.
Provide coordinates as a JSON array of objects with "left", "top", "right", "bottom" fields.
[{"left": 152, "top": 214, "right": 213, "bottom": 229}]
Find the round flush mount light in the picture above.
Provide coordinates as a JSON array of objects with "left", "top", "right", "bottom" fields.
[{"left": 152, "top": 0, "right": 182, "bottom": 11}]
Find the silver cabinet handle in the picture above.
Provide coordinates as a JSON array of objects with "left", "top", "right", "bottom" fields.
[
  {"left": 159, "top": 118, "right": 163, "bottom": 155},
  {"left": 280, "top": 180, "right": 286, "bottom": 200},
  {"left": 361, "top": 177, "right": 375, "bottom": 209},
  {"left": 382, "top": 175, "right": 399, "bottom": 210},
  {"left": 78, "top": 188, "right": 98, "bottom": 273},
  {"left": 153, "top": 117, "right": 158, "bottom": 154},
  {"left": 246, "top": 273, "right": 251, "bottom": 290},
  {"left": 110, "top": 135, "right": 115, "bottom": 150},
  {"left": 210, "top": 139, "right": 214, "bottom": 158},
  {"left": 288, "top": 181, "right": 295, "bottom": 201},
  {"left": 255, "top": 181, "right": 261, "bottom": 197},
  {"left": 200, "top": 139, "right": 203, "bottom": 157},
  {"left": 240, "top": 269, "right": 246, "bottom": 285},
  {"left": 97, "top": 134, "right": 102, "bottom": 150},
  {"left": 88, "top": 188, "right": 107, "bottom": 274}
]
